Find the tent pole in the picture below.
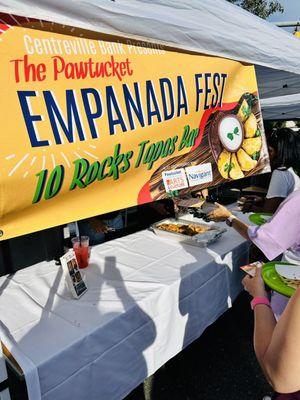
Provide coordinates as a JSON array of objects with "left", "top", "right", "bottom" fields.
[{"left": 274, "top": 21, "right": 300, "bottom": 28}]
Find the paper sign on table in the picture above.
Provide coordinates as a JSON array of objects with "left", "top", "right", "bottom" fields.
[{"left": 60, "top": 250, "right": 88, "bottom": 299}]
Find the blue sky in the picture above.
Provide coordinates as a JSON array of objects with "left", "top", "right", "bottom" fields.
[{"left": 268, "top": 0, "right": 300, "bottom": 31}]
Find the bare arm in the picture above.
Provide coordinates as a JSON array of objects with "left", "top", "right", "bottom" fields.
[
  {"left": 243, "top": 270, "right": 300, "bottom": 394},
  {"left": 244, "top": 277, "right": 277, "bottom": 368},
  {"left": 253, "top": 304, "right": 277, "bottom": 371},
  {"left": 231, "top": 217, "right": 250, "bottom": 240},
  {"left": 261, "top": 288, "right": 300, "bottom": 393},
  {"left": 207, "top": 202, "right": 250, "bottom": 240}
]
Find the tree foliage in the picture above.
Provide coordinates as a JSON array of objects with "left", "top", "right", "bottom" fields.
[{"left": 227, "top": 0, "right": 284, "bottom": 19}]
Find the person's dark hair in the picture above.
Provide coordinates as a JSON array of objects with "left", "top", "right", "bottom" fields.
[{"left": 268, "top": 128, "right": 300, "bottom": 175}]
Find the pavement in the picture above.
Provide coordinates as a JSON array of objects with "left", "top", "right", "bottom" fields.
[{"left": 125, "top": 292, "right": 273, "bottom": 400}]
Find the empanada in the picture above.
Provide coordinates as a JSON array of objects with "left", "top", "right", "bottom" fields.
[
  {"left": 217, "top": 149, "right": 231, "bottom": 179},
  {"left": 237, "top": 99, "right": 250, "bottom": 123},
  {"left": 242, "top": 136, "right": 262, "bottom": 157},
  {"left": 237, "top": 148, "right": 257, "bottom": 171},
  {"left": 229, "top": 153, "right": 244, "bottom": 180},
  {"left": 244, "top": 113, "right": 257, "bottom": 138}
]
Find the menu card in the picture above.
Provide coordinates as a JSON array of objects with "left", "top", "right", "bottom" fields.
[{"left": 60, "top": 250, "right": 87, "bottom": 299}]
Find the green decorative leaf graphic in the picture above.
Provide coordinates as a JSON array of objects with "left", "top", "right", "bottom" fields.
[
  {"left": 255, "top": 129, "right": 261, "bottom": 137},
  {"left": 227, "top": 133, "right": 234, "bottom": 141},
  {"left": 224, "top": 162, "right": 234, "bottom": 173},
  {"left": 233, "top": 127, "right": 239, "bottom": 134},
  {"left": 252, "top": 151, "right": 260, "bottom": 161},
  {"left": 242, "top": 105, "right": 251, "bottom": 118}
]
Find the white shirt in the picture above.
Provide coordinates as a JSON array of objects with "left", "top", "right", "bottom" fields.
[{"left": 266, "top": 167, "right": 300, "bottom": 199}]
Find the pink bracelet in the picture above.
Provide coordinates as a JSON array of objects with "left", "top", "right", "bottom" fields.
[{"left": 251, "top": 297, "right": 271, "bottom": 310}]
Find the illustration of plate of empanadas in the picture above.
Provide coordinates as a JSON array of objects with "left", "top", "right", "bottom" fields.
[{"left": 209, "top": 94, "right": 263, "bottom": 180}]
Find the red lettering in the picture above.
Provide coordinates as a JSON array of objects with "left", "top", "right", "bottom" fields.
[
  {"left": 110, "top": 56, "right": 122, "bottom": 81},
  {"left": 125, "top": 58, "right": 133, "bottom": 76},
  {"left": 36, "top": 63, "right": 46, "bottom": 81},
  {"left": 74, "top": 61, "right": 89, "bottom": 79},
  {"left": 51, "top": 55, "right": 133, "bottom": 82},
  {"left": 10, "top": 58, "right": 23, "bottom": 83},
  {"left": 10, "top": 55, "right": 46, "bottom": 83},
  {"left": 104, "top": 61, "right": 112, "bottom": 77},
  {"left": 65, "top": 63, "right": 74, "bottom": 79},
  {"left": 119, "top": 61, "right": 127, "bottom": 77},
  {"left": 91, "top": 63, "right": 105, "bottom": 78},
  {"left": 52, "top": 55, "right": 65, "bottom": 80}
]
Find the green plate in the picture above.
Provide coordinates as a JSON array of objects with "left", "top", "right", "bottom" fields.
[
  {"left": 249, "top": 212, "right": 273, "bottom": 226},
  {"left": 262, "top": 262, "right": 296, "bottom": 297}
]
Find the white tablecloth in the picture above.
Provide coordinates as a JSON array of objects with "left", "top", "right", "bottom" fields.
[{"left": 0, "top": 217, "right": 249, "bottom": 400}]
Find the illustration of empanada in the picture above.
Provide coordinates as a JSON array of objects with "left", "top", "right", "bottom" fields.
[
  {"left": 217, "top": 149, "right": 231, "bottom": 179},
  {"left": 237, "top": 148, "right": 257, "bottom": 171},
  {"left": 229, "top": 153, "right": 244, "bottom": 180},
  {"left": 237, "top": 99, "right": 250, "bottom": 123},
  {"left": 242, "top": 136, "right": 262, "bottom": 157},
  {"left": 244, "top": 113, "right": 257, "bottom": 138}
]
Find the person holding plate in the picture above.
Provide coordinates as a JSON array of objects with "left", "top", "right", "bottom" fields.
[
  {"left": 207, "top": 190, "right": 300, "bottom": 398},
  {"left": 208, "top": 190, "right": 300, "bottom": 269},
  {"left": 242, "top": 268, "right": 300, "bottom": 399}
]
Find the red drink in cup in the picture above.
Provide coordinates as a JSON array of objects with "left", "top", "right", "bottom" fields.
[
  {"left": 71, "top": 236, "right": 90, "bottom": 269},
  {"left": 71, "top": 237, "right": 81, "bottom": 265},
  {"left": 79, "top": 236, "right": 89, "bottom": 268}
]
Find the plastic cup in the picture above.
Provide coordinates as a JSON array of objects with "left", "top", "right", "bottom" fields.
[
  {"left": 71, "top": 236, "right": 82, "bottom": 267},
  {"left": 80, "top": 236, "right": 89, "bottom": 269},
  {"left": 71, "top": 236, "right": 90, "bottom": 269}
]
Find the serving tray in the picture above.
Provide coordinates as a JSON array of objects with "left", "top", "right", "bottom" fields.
[{"left": 150, "top": 218, "right": 226, "bottom": 247}]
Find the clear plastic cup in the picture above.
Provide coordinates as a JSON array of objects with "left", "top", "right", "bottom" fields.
[
  {"left": 80, "top": 236, "right": 89, "bottom": 269},
  {"left": 71, "top": 236, "right": 90, "bottom": 269}
]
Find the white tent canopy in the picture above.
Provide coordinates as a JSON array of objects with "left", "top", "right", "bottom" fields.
[
  {"left": 256, "top": 66, "right": 300, "bottom": 120},
  {"left": 0, "top": 0, "right": 300, "bottom": 119},
  {"left": 261, "top": 94, "right": 300, "bottom": 120},
  {"left": 256, "top": 66, "right": 300, "bottom": 99}
]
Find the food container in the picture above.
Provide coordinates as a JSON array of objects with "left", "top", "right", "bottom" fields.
[{"left": 150, "top": 218, "right": 226, "bottom": 247}]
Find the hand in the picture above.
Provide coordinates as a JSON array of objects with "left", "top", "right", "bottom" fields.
[
  {"left": 89, "top": 218, "right": 108, "bottom": 233},
  {"left": 241, "top": 201, "right": 254, "bottom": 213},
  {"left": 242, "top": 267, "right": 267, "bottom": 298},
  {"left": 207, "top": 202, "right": 232, "bottom": 222},
  {"left": 239, "top": 196, "right": 264, "bottom": 213}
]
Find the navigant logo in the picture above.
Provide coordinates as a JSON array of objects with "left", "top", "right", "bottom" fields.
[{"left": 185, "top": 163, "right": 213, "bottom": 187}]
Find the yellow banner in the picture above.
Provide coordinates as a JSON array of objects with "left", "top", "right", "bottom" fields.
[{"left": 0, "top": 14, "right": 270, "bottom": 240}]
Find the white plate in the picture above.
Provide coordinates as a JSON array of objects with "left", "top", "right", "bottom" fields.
[{"left": 275, "top": 264, "right": 300, "bottom": 280}]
